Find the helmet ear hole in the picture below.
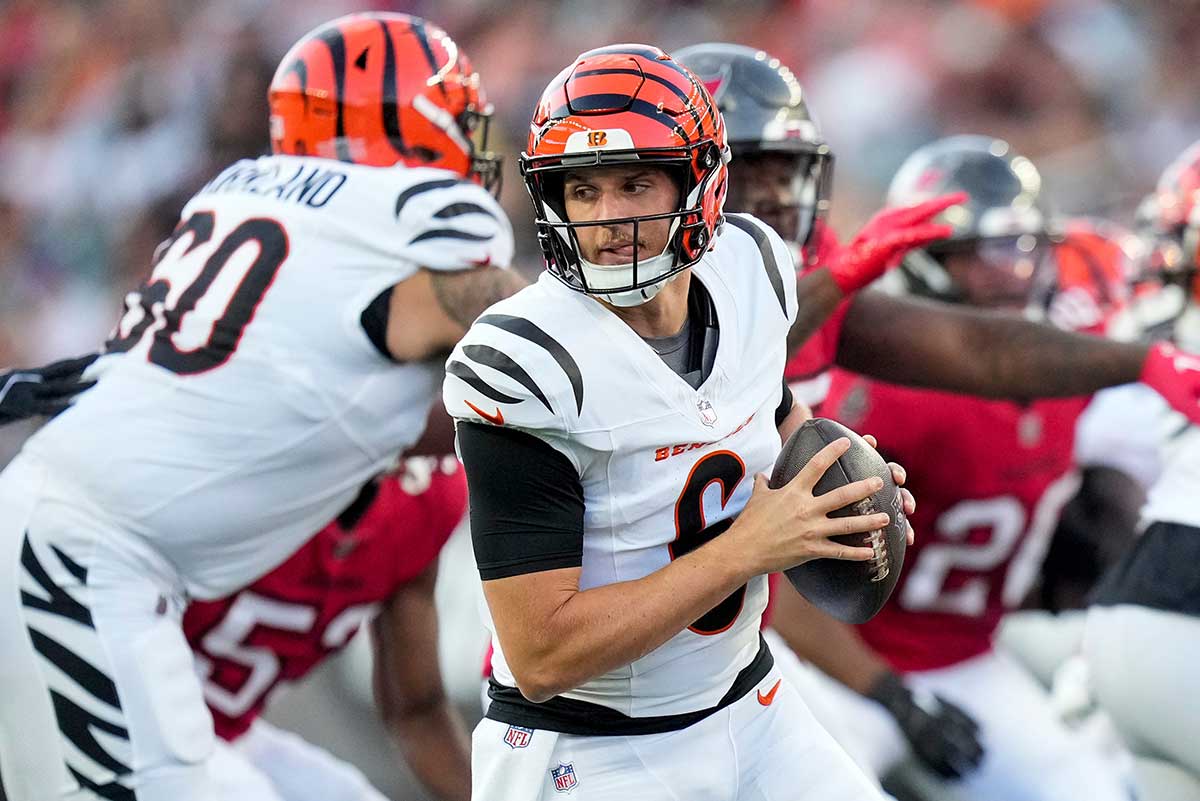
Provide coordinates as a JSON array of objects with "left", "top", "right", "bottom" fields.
[{"left": 409, "top": 146, "right": 441, "bottom": 163}]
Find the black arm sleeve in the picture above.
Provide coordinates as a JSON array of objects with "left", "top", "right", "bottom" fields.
[
  {"left": 456, "top": 422, "right": 585, "bottom": 581},
  {"left": 775, "top": 378, "right": 794, "bottom": 428},
  {"left": 359, "top": 287, "right": 394, "bottom": 360}
]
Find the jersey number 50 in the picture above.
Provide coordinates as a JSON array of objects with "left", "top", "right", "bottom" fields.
[{"left": 108, "top": 211, "right": 290, "bottom": 375}]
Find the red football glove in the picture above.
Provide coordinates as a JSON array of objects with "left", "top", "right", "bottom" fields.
[
  {"left": 825, "top": 191, "right": 967, "bottom": 295},
  {"left": 1140, "top": 341, "right": 1200, "bottom": 425}
]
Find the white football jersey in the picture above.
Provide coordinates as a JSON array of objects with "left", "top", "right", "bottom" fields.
[
  {"left": 1075, "top": 382, "right": 1200, "bottom": 529},
  {"left": 1142, "top": 410, "right": 1200, "bottom": 530},
  {"left": 20, "top": 154, "right": 512, "bottom": 598},
  {"left": 445, "top": 214, "right": 797, "bottom": 718}
]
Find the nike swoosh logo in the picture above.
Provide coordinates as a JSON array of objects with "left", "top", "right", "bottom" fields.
[
  {"left": 757, "top": 679, "right": 781, "bottom": 706},
  {"left": 464, "top": 400, "right": 505, "bottom": 425}
]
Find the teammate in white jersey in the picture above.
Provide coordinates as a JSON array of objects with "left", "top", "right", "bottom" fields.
[
  {"left": 0, "top": 13, "right": 524, "bottom": 801},
  {"left": 446, "top": 44, "right": 917, "bottom": 801},
  {"left": 1085, "top": 141, "right": 1200, "bottom": 793}
]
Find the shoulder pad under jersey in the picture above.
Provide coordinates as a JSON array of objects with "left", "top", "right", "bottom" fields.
[{"left": 444, "top": 285, "right": 585, "bottom": 435}]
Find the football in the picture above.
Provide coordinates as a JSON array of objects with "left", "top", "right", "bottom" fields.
[{"left": 770, "top": 417, "right": 907, "bottom": 624}]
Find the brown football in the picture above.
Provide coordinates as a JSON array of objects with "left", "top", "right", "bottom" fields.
[{"left": 769, "top": 417, "right": 907, "bottom": 624}]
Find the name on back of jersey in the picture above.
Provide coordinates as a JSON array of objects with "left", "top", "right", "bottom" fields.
[{"left": 199, "top": 160, "right": 347, "bottom": 209}]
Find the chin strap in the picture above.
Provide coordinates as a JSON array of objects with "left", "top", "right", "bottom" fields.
[{"left": 579, "top": 249, "right": 679, "bottom": 307}]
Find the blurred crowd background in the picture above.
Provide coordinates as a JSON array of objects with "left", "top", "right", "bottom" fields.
[{"left": 3, "top": 0, "right": 1199, "bottom": 377}]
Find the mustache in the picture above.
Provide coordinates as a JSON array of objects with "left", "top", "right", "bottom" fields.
[{"left": 598, "top": 236, "right": 647, "bottom": 251}]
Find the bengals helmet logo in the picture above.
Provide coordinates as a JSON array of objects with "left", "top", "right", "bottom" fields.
[{"left": 586, "top": 131, "right": 608, "bottom": 148}]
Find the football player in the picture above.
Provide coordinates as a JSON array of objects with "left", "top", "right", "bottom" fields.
[
  {"left": 0, "top": 369, "right": 473, "bottom": 801},
  {"left": 768, "top": 137, "right": 1132, "bottom": 801},
  {"left": 193, "top": 457, "right": 470, "bottom": 801},
  {"left": 674, "top": 43, "right": 1200, "bottom": 422},
  {"left": 1085, "top": 140, "right": 1200, "bottom": 792},
  {"left": 0, "top": 13, "right": 522, "bottom": 801},
  {"left": 446, "top": 44, "right": 917, "bottom": 800}
]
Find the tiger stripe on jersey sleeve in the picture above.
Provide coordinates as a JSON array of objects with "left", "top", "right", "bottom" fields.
[
  {"left": 444, "top": 312, "right": 583, "bottom": 434},
  {"left": 392, "top": 171, "right": 513, "bottom": 271}
]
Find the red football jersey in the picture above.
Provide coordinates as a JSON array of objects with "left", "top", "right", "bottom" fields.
[
  {"left": 183, "top": 456, "right": 466, "bottom": 741},
  {"left": 825, "top": 374, "right": 1089, "bottom": 672}
]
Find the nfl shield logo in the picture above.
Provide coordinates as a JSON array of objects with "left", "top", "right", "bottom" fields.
[
  {"left": 551, "top": 763, "right": 578, "bottom": 793},
  {"left": 697, "top": 398, "right": 718, "bottom": 428},
  {"left": 503, "top": 725, "right": 533, "bottom": 749}
]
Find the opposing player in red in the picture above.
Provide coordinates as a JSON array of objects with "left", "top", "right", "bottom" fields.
[
  {"left": 190, "top": 456, "right": 469, "bottom": 801},
  {"left": 769, "top": 137, "right": 1135, "bottom": 801},
  {"left": 673, "top": 44, "right": 1200, "bottom": 426}
]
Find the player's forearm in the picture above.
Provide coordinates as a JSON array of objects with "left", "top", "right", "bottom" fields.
[
  {"left": 769, "top": 579, "right": 890, "bottom": 695},
  {"left": 838, "top": 291, "right": 1148, "bottom": 400},
  {"left": 387, "top": 700, "right": 472, "bottom": 801},
  {"left": 494, "top": 536, "right": 754, "bottom": 702},
  {"left": 787, "top": 268, "right": 845, "bottom": 359}
]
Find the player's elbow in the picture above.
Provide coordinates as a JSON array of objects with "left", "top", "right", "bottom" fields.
[
  {"left": 509, "top": 662, "right": 569, "bottom": 703},
  {"left": 505, "top": 645, "right": 581, "bottom": 702}
]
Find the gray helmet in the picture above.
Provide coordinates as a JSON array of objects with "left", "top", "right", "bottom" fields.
[
  {"left": 887, "top": 135, "right": 1057, "bottom": 308},
  {"left": 674, "top": 42, "right": 832, "bottom": 249}
]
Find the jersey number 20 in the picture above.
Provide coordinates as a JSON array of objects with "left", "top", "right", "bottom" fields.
[{"left": 108, "top": 210, "right": 290, "bottom": 375}]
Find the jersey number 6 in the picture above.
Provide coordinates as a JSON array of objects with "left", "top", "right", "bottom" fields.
[
  {"left": 670, "top": 450, "right": 748, "bottom": 635},
  {"left": 108, "top": 211, "right": 290, "bottom": 375}
]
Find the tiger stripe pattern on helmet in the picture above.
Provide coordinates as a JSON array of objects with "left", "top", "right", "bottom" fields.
[
  {"left": 520, "top": 44, "right": 730, "bottom": 298},
  {"left": 268, "top": 12, "right": 499, "bottom": 187}
]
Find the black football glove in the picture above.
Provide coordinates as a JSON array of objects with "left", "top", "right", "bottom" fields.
[
  {"left": 0, "top": 354, "right": 98, "bottom": 425},
  {"left": 867, "top": 671, "right": 984, "bottom": 780}
]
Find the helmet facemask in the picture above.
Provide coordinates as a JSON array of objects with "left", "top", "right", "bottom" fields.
[
  {"left": 724, "top": 147, "right": 833, "bottom": 252},
  {"left": 459, "top": 106, "right": 503, "bottom": 196},
  {"left": 521, "top": 142, "right": 728, "bottom": 306},
  {"left": 923, "top": 233, "right": 1059, "bottom": 315}
]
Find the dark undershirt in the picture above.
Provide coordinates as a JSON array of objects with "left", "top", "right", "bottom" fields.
[{"left": 643, "top": 321, "right": 700, "bottom": 387}]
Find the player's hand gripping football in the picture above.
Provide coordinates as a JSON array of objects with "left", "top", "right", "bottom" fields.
[
  {"left": 826, "top": 192, "right": 967, "bottom": 295},
  {"left": 1140, "top": 341, "right": 1200, "bottom": 425},
  {"left": 730, "top": 437, "right": 896, "bottom": 574},
  {"left": 867, "top": 672, "right": 985, "bottom": 779},
  {"left": 0, "top": 354, "right": 98, "bottom": 426},
  {"left": 862, "top": 433, "right": 916, "bottom": 546}
]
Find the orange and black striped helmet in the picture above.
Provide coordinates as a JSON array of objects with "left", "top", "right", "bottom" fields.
[
  {"left": 1049, "top": 218, "right": 1135, "bottom": 334},
  {"left": 519, "top": 44, "right": 729, "bottom": 298},
  {"left": 268, "top": 13, "right": 500, "bottom": 190}
]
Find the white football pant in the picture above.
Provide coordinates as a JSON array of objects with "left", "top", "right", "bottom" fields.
[
  {"left": 211, "top": 719, "right": 388, "bottom": 801},
  {"left": 0, "top": 455, "right": 216, "bottom": 801},
  {"left": 471, "top": 665, "right": 883, "bottom": 801},
  {"left": 1085, "top": 605, "right": 1200, "bottom": 780}
]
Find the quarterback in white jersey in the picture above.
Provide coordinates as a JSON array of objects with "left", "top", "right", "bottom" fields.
[
  {"left": 446, "top": 45, "right": 909, "bottom": 801},
  {"left": 0, "top": 13, "right": 522, "bottom": 801}
]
